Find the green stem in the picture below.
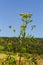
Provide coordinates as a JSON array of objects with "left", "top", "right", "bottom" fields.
[{"left": 18, "top": 53, "right": 22, "bottom": 65}]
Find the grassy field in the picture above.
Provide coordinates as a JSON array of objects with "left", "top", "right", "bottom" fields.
[
  {"left": 0, "top": 37, "right": 43, "bottom": 65},
  {"left": 0, "top": 53, "right": 43, "bottom": 65}
]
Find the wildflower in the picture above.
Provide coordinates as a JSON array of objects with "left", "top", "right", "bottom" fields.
[
  {"left": 21, "top": 24, "right": 26, "bottom": 30},
  {"left": 20, "top": 13, "right": 32, "bottom": 18},
  {"left": 13, "top": 29, "right": 16, "bottom": 32},
  {"left": 9, "top": 25, "right": 12, "bottom": 28}
]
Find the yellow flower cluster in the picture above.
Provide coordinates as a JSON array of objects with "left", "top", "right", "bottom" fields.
[
  {"left": 21, "top": 25, "right": 26, "bottom": 30},
  {"left": 20, "top": 13, "right": 32, "bottom": 18}
]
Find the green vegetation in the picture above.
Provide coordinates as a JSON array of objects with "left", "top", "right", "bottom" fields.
[
  {"left": 0, "top": 37, "right": 43, "bottom": 54},
  {"left": 0, "top": 13, "right": 43, "bottom": 65},
  {"left": 0, "top": 46, "right": 4, "bottom": 51}
]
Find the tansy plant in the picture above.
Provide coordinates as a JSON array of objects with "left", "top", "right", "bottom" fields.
[
  {"left": 18, "top": 13, "right": 37, "bottom": 65},
  {"left": 4, "top": 13, "right": 37, "bottom": 65}
]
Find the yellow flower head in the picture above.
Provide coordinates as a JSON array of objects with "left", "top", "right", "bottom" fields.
[
  {"left": 20, "top": 13, "right": 32, "bottom": 18},
  {"left": 21, "top": 25, "right": 26, "bottom": 30}
]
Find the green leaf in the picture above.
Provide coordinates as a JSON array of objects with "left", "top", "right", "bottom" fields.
[{"left": 21, "top": 47, "right": 26, "bottom": 53}]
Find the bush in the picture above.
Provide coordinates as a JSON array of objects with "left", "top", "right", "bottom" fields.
[{"left": 0, "top": 45, "right": 4, "bottom": 51}]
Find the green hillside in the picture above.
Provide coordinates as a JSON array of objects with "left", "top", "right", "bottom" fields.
[{"left": 0, "top": 37, "right": 43, "bottom": 54}]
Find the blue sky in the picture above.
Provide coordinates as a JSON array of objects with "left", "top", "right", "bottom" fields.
[{"left": 0, "top": 0, "right": 43, "bottom": 38}]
